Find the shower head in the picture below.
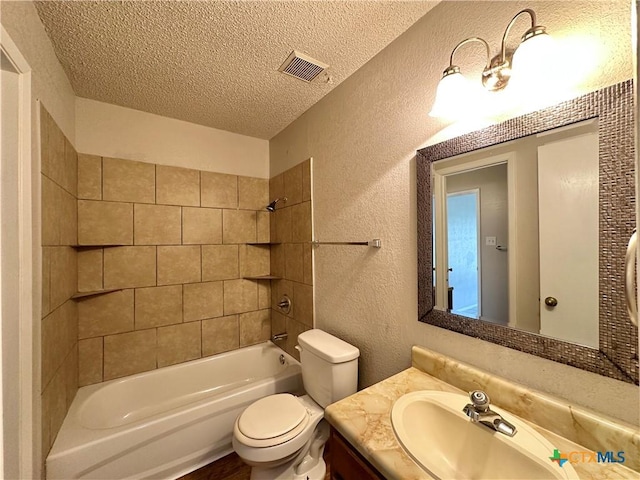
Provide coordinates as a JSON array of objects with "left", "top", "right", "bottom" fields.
[{"left": 266, "top": 197, "right": 287, "bottom": 212}]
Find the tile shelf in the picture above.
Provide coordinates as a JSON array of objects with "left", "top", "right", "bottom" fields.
[
  {"left": 72, "top": 289, "right": 122, "bottom": 300},
  {"left": 242, "top": 275, "right": 282, "bottom": 281},
  {"left": 71, "top": 244, "right": 126, "bottom": 251},
  {"left": 247, "top": 242, "right": 281, "bottom": 246}
]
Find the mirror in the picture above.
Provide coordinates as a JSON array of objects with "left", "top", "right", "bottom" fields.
[
  {"left": 417, "top": 81, "right": 639, "bottom": 384},
  {"left": 432, "top": 120, "right": 599, "bottom": 348}
]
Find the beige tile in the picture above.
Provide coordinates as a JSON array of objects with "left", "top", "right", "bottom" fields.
[
  {"left": 157, "top": 246, "right": 201, "bottom": 285},
  {"left": 223, "top": 210, "right": 257, "bottom": 244},
  {"left": 182, "top": 207, "right": 222, "bottom": 245},
  {"left": 61, "top": 184, "right": 78, "bottom": 246},
  {"left": 134, "top": 204, "right": 181, "bottom": 245},
  {"left": 104, "top": 246, "right": 156, "bottom": 289},
  {"left": 224, "top": 279, "right": 258, "bottom": 315},
  {"left": 201, "top": 171, "right": 237, "bottom": 208},
  {"left": 42, "top": 382, "right": 51, "bottom": 454},
  {"left": 269, "top": 173, "right": 285, "bottom": 203},
  {"left": 40, "top": 107, "right": 62, "bottom": 186},
  {"left": 258, "top": 281, "right": 271, "bottom": 309},
  {"left": 41, "top": 175, "right": 61, "bottom": 246},
  {"left": 103, "top": 157, "right": 155, "bottom": 204},
  {"left": 42, "top": 176, "right": 77, "bottom": 246},
  {"left": 284, "top": 318, "right": 311, "bottom": 361},
  {"left": 202, "top": 315, "right": 239, "bottom": 356},
  {"left": 78, "top": 200, "right": 133, "bottom": 246},
  {"left": 257, "top": 211, "right": 270, "bottom": 243},
  {"left": 157, "top": 322, "right": 201, "bottom": 367},
  {"left": 284, "top": 163, "right": 303, "bottom": 205},
  {"left": 78, "top": 289, "right": 134, "bottom": 339},
  {"left": 202, "top": 245, "right": 239, "bottom": 281},
  {"left": 291, "top": 201, "right": 312, "bottom": 243},
  {"left": 42, "top": 109, "right": 76, "bottom": 196},
  {"left": 78, "top": 337, "right": 103, "bottom": 386},
  {"left": 42, "top": 247, "right": 52, "bottom": 317},
  {"left": 284, "top": 243, "right": 304, "bottom": 283},
  {"left": 77, "top": 154, "right": 102, "bottom": 200},
  {"left": 63, "top": 137, "right": 79, "bottom": 197},
  {"left": 240, "top": 309, "right": 271, "bottom": 346},
  {"left": 184, "top": 281, "right": 224, "bottom": 322},
  {"left": 303, "top": 243, "right": 313, "bottom": 285},
  {"left": 78, "top": 249, "right": 103, "bottom": 293},
  {"left": 271, "top": 279, "right": 294, "bottom": 318},
  {"left": 240, "top": 245, "right": 270, "bottom": 277},
  {"left": 43, "top": 367, "right": 67, "bottom": 448},
  {"left": 41, "top": 301, "right": 78, "bottom": 391},
  {"left": 274, "top": 206, "right": 292, "bottom": 243},
  {"left": 135, "top": 285, "right": 183, "bottom": 329},
  {"left": 294, "top": 282, "right": 314, "bottom": 327},
  {"left": 156, "top": 165, "right": 200, "bottom": 206},
  {"left": 238, "top": 176, "right": 269, "bottom": 210},
  {"left": 104, "top": 329, "right": 157, "bottom": 380},
  {"left": 271, "top": 244, "right": 285, "bottom": 278},
  {"left": 271, "top": 310, "right": 287, "bottom": 337},
  {"left": 62, "top": 346, "right": 79, "bottom": 410},
  {"left": 50, "top": 247, "right": 78, "bottom": 310},
  {"left": 302, "top": 159, "right": 311, "bottom": 202}
]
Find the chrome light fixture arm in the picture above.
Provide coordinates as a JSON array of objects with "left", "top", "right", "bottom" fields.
[{"left": 443, "top": 36, "right": 491, "bottom": 78}]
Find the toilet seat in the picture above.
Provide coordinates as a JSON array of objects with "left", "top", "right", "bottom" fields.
[{"left": 235, "top": 394, "right": 310, "bottom": 448}]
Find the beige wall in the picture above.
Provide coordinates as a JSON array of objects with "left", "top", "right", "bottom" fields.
[
  {"left": 76, "top": 98, "right": 270, "bottom": 178},
  {"left": 269, "top": 159, "right": 314, "bottom": 359},
  {"left": 269, "top": 0, "right": 638, "bottom": 425},
  {"left": 75, "top": 156, "right": 273, "bottom": 383},
  {"left": 40, "top": 106, "right": 78, "bottom": 462}
]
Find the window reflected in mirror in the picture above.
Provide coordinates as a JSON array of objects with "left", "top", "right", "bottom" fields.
[{"left": 431, "top": 119, "right": 599, "bottom": 348}]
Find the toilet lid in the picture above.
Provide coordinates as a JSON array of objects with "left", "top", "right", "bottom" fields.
[{"left": 238, "top": 394, "right": 307, "bottom": 440}]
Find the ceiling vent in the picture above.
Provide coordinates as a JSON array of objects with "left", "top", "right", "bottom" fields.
[{"left": 278, "top": 50, "right": 328, "bottom": 83}]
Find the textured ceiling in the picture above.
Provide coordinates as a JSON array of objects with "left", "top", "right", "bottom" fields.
[{"left": 35, "top": 1, "right": 437, "bottom": 139}]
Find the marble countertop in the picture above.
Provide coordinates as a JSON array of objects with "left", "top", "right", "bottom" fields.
[{"left": 325, "top": 347, "right": 640, "bottom": 480}]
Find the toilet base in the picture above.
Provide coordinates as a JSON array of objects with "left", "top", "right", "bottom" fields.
[{"left": 249, "top": 421, "right": 329, "bottom": 480}]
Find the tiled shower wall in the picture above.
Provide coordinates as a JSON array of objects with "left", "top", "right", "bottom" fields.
[
  {"left": 269, "top": 159, "right": 314, "bottom": 359},
  {"left": 75, "top": 156, "right": 273, "bottom": 385},
  {"left": 40, "top": 106, "right": 79, "bottom": 457}
]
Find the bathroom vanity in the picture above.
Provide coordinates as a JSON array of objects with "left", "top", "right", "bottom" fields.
[{"left": 325, "top": 346, "right": 640, "bottom": 480}]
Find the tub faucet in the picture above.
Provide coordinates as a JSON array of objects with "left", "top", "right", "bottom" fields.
[
  {"left": 463, "top": 390, "right": 517, "bottom": 437},
  {"left": 272, "top": 332, "right": 288, "bottom": 342}
]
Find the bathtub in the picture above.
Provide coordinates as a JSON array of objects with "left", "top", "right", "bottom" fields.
[{"left": 46, "top": 342, "right": 302, "bottom": 479}]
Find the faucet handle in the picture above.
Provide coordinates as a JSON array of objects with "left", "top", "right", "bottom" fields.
[{"left": 469, "top": 390, "right": 490, "bottom": 412}]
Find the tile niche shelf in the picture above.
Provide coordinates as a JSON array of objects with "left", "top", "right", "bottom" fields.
[
  {"left": 70, "top": 245, "right": 126, "bottom": 300},
  {"left": 242, "top": 275, "right": 282, "bottom": 281}
]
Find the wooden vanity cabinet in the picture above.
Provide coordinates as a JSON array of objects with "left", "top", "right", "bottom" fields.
[{"left": 329, "top": 427, "right": 384, "bottom": 480}]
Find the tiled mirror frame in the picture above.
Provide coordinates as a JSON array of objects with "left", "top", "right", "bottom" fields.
[{"left": 417, "top": 80, "right": 639, "bottom": 385}]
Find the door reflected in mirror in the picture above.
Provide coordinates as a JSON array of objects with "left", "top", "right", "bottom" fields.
[{"left": 432, "top": 119, "right": 599, "bottom": 348}]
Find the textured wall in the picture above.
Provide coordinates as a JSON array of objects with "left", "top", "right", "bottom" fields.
[
  {"left": 75, "top": 156, "right": 272, "bottom": 384},
  {"left": 269, "top": 1, "right": 639, "bottom": 425},
  {"left": 40, "top": 106, "right": 78, "bottom": 461},
  {"left": 76, "top": 98, "right": 270, "bottom": 178}
]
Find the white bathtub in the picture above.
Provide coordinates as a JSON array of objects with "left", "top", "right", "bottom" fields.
[{"left": 46, "top": 342, "right": 302, "bottom": 479}]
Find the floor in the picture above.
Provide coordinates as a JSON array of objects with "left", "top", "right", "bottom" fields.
[{"left": 178, "top": 447, "right": 331, "bottom": 480}]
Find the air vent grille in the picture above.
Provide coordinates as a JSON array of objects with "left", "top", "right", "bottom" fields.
[{"left": 278, "top": 50, "right": 328, "bottom": 83}]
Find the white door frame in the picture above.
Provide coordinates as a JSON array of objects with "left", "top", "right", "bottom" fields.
[
  {"left": 1, "top": 25, "right": 35, "bottom": 479},
  {"left": 432, "top": 152, "right": 516, "bottom": 319}
]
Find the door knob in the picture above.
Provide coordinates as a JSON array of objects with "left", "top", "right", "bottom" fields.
[{"left": 544, "top": 296, "right": 558, "bottom": 307}]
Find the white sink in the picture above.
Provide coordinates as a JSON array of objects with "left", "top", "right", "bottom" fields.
[{"left": 391, "top": 391, "right": 579, "bottom": 480}]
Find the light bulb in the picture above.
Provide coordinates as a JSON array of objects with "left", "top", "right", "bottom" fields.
[{"left": 430, "top": 71, "right": 480, "bottom": 120}]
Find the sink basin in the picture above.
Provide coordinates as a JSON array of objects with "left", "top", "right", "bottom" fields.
[{"left": 391, "top": 391, "right": 579, "bottom": 480}]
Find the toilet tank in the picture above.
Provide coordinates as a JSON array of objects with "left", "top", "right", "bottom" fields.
[{"left": 297, "top": 329, "right": 360, "bottom": 408}]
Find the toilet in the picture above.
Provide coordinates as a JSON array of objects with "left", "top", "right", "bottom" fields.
[{"left": 232, "top": 329, "right": 360, "bottom": 480}]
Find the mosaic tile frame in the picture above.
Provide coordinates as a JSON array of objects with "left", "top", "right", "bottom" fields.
[{"left": 417, "top": 81, "right": 638, "bottom": 384}]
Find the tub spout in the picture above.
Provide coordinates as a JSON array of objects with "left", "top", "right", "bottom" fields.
[{"left": 272, "top": 332, "right": 288, "bottom": 342}]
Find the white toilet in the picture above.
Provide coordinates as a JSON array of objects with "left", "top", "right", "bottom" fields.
[{"left": 232, "top": 329, "right": 360, "bottom": 480}]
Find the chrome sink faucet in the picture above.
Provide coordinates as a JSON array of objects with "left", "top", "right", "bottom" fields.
[{"left": 463, "top": 390, "right": 517, "bottom": 437}]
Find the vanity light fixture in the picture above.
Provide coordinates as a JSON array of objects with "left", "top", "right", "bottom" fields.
[{"left": 430, "top": 8, "right": 554, "bottom": 119}]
